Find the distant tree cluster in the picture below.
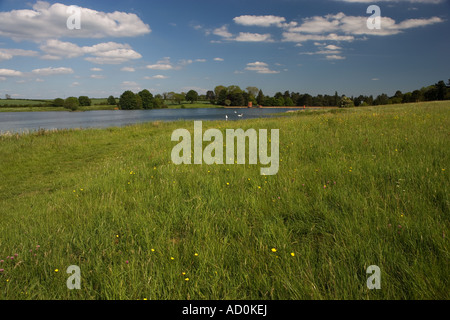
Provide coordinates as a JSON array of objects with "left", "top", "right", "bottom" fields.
[
  {"left": 208, "top": 85, "right": 341, "bottom": 107},
  {"left": 351, "top": 80, "right": 450, "bottom": 107},
  {"left": 13, "top": 78, "right": 445, "bottom": 112},
  {"left": 118, "top": 90, "right": 166, "bottom": 110}
]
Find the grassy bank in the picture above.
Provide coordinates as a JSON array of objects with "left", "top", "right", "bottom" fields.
[
  {"left": 0, "top": 100, "right": 218, "bottom": 112},
  {"left": 0, "top": 101, "right": 448, "bottom": 300}
]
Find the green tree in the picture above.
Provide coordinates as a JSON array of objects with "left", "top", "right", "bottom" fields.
[
  {"left": 153, "top": 97, "right": 163, "bottom": 109},
  {"left": 206, "top": 90, "right": 215, "bottom": 103},
  {"left": 402, "top": 92, "right": 412, "bottom": 103},
  {"left": 186, "top": 90, "right": 199, "bottom": 104},
  {"left": 217, "top": 89, "right": 227, "bottom": 105},
  {"left": 53, "top": 98, "right": 64, "bottom": 107},
  {"left": 119, "top": 90, "right": 138, "bottom": 110},
  {"left": 284, "top": 97, "right": 294, "bottom": 106},
  {"left": 246, "top": 86, "right": 259, "bottom": 97},
  {"left": 435, "top": 80, "right": 446, "bottom": 100},
  {"left": 138, "top": 89, "right": 154, "bottom": 109},
  {"left": 136, "top": 94, "right": 143, "bottom": 109},
  {"left": 173, "top": 93, "right": 185, "bottom": 105},
  {"left": 107, "top": 95, "right": 117, "bottom": 106},
  {"left": 339, "top": 96, "right": 354, "bottom": 108},
  {"left": 78, "top": 96, "right": 91, "bottom": 107},
  {"left": 256, "top": 89, "right": 265, "bottom": 105},
  {"left": 411, "top": 90, "right": 423, "bottom": 102},
  {"left": 64, "top": 97, "right": 79, "bottom": 111},
  {"left": 214, "top": 85, "right": 226, "bottom": 101},
  {"left": 374, "top": 93, "right": 389, "bottom": 105}
]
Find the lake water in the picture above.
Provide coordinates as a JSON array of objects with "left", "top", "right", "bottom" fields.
[{"left": 0, "top": 108, "right": 300, "bottom": 133}]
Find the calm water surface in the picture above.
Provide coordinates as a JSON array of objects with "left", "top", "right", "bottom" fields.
[{"left": 0, "top": 108, "right": 300, "bottom": 133}]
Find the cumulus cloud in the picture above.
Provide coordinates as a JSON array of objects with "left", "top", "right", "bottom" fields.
[
  {"left": 0, "top": 49, "right": 39, "bottom": 61},
  {"left": 39, "top": 39, "right": 142, "bottom": 64},
  {"left": 146, "top": 57, "right": 174, "bottom": 70},
  {"left": 90, "top": 74, "right": 105, "bottom": 79},
  {"left": 144, "top": 75, "right": 169, "bottom": 79},
  {"left": 245, "top": 61, "right": 280, "bottom": 74},
  {"left": 32, "top": 67, "right": 74, "bottom": 76},
  {"left": 325, "top": 55, "right": 346, "bottom": 60},
  {"left": 121, "top": 67, "right": 135, "bottom": 72},
  {"left": 0, "top": 1, "right": 151, "bottom": 41},
  {"left": 213, "top": 57, "right": 224, "bottom": 61},
  {"left": 234, "top": 32, "right": 274, "bottom": 42},
  {"left": 0, "top": 69, "right": 24, "bottom": 77},
  {"left": 213, "top": 25, "right": 233, "bottom": 38},
  {"left": 284, "top": 12, "right": 443, "bottom": 41},
  {"left": 233, "top": 15, "right": 292, "bottom": 28}
]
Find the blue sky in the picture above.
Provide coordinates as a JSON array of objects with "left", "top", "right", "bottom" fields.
[{"left": 0, "top": 0, "right": 449, "bottom": 99}]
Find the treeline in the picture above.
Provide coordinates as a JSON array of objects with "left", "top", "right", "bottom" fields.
[
  {"left": 351, "top": 80, "right": 450, "bottom": 107},
  {"left": 80, "top": 78, "right": 450, "bottom": 110},
  {"left": 2, "top": 79, "right": 448, "bottom": 110}
]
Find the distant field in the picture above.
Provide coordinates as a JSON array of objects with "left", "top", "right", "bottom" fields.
[
  {"left": 0, "top": 101, "right": 448, "bottom": 300},
  {"left": 0, "top": 99, "right": 50, "bottom": 106},
  {"left": 0, "top": 98, "right": 218, "bottom": 110}
]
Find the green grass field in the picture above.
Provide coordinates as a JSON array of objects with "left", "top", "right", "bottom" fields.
[
  {"left": 0, "top": 98, "right": 217, "bottom": 112},
  {"left": 0, "top": 101, "right": 448, "bottom": 300}
]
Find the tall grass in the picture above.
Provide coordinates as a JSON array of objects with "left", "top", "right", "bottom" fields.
[{"left": 0, "top": 101, "right": 448, "bottom": 300}]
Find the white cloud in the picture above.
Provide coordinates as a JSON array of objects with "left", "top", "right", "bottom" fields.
[
  {"left": 213, "top": 25, "right": 233, "bottom": 38},
  {"left": 0, "top": 52, "right": 12, "bottom": 61},
  {"left": 195, "top": 59, "right": 206, "bottom": 62},
  {"left": 284, "top": 12, "right": 444, "bottom": 41},
  {"left": 146, "top": 63, "right": 173, "bottom": 70},
  {"left": 234, "top": 32, "right": 274, "bottom": 42},
  {"left": 32, "top": 67, "right": 74, "bottom": 76},
  {"left": 144, "top": 75, "right": 169, "bottom": 79},
  {"left": 39, "top": 40, "right": 142, "bottom": 64},
  {"left": 90, "top": 74, "right": 105, "bottom": 79},
  {"left": 0, "top": 48, "right": 39, "bottom": 61},
  {"left": 324, "top": 44, "right": 341, "bottom": 50},
  {"left": 146, "top": 57, "right": 174, "bottom": 70},
  {"left": 0, "top": 1, "right": 151, "bottom": 41},
  {"left": 283, "top": 32, "right": 355, "bottom": 42},
  {"left": 179, "top": 59, "right": 194, "bottom": 66},
  {"left": 121, "top": 67, "right": 135, "bottom": 72},
  {"left": 40, "top": 54, "right": 63, "bottom": 60},
  {"left": 326, "top": 55, "right": 346, "bottom": 60},
  {"left": 0, "top": 77, "right": 7, "bottom": 81},
  {"left": 245, "top": 61, "right": 280, "bottom": 74},
  {"left": 233, "top": 15, "right": 289, "bottom": 27},
  {"left": 70, "top": 81, "right": 80, "bottom": 87},
  {"left": 35, "top": 78, "right": 45, "bottom": 82},
  {"left": 90, "top": 67, "right": 102, "bottom": 72},
  {"left": 213, "top": 57, "right": 224, "bottom": 61},
  {"left": 0, "top": 69, "right": 24, "bottom": 77}
]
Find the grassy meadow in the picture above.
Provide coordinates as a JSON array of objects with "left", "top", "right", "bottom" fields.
[{"left": 0, "top": 101, "right": 448, "bottom": 300}]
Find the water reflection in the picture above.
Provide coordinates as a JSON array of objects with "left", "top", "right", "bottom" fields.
[{"left": 0, "top": 108, "right": 300, "bottom": 133}]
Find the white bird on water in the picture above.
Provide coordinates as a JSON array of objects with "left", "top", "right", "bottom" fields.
[
  {"left": 237, "top": 113, "right": 243, "bottom": 118},
  {"left": 225, "top": 115, "right": 228, "bottom": 120}
]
